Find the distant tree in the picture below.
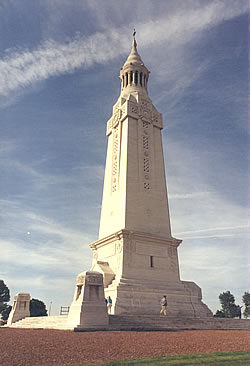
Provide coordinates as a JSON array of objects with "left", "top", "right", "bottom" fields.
[
  {"left": 214, "top": 310, "right": 225, "bottom": 318},
  {"left": 242, "top": 292, "right": 250, "bottom": 318},
  {"left": 0, "top": 280, "right": 12, "bottom": 321},
  {"left": 218, "top": 291, "right": 238, "bottom": 318},
  {"left": 30, "top": 298, "right": 48, "bottom": 317},
  {"left": 0, "top": 280, "right": 10, "bottom": 303},
  {"left": 0, "top": 303, "right": 12, "bottom": 321}
]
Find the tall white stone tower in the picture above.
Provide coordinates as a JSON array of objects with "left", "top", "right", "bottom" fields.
[{"left": 90, "top": 38, "right": 212, "bottom": 317}]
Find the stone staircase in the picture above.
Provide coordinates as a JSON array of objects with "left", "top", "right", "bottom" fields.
[
  {"left": 7, "top": 315, "right": 73, "bottom": 330},
  {"left": 108, "top": 315, "right": 249, "bottom": 331},
  {"left": 6, "top": 314, "right": 249, "bottom": 331}
]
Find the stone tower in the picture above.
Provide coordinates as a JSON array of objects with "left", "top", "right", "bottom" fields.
[{"left": 90, "top": 39, "right": 212, "bottom": 318}]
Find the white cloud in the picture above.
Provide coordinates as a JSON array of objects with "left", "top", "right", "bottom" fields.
[
  {"left": 0, "top": 153, "right": 82, "bottom": 192},
  {"left": 0, "top": 204, "right": 93, "bottom": 312},
  {"left": 163, "top": 132, "right": 247, "bottom": 236},
  {"left": 176, "top": 225, "right": 248, "bottom": 236},
  {"left": 180, "top": 233, "right": 245, "bottom": 240},
  {"left": 72, "top": 164, "right": 104, "bottom": 181},
  {"left": 0, "top": 140, "right": 19, "bottom": 155},
  {"left": 169, "top": 191, "right": 211, "bottom": 199},
  {"left": 0, "top": 227, "right": 92, "bottom": 273},
  {"left": 0, "top": 1, "right": 247, "bottom": 99},
  {"left": 0, "top": 202, "right": 94, "bottom": 271},
  {"left": 0, "top": 239, "right": 59, "bottom": 267},
  {"left": 179, "top": 236, "right": 249, "bottom": 311}
]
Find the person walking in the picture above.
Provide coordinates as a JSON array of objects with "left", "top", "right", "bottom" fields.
[
  {"left": 237, "top": 305, "right": 243, "bottom": 319},
  {"left": 107, "top": 296, "right": 112, "bottom": 314},
  {"left": 160, "top": 295, "right": 168, "bottom": 316}
]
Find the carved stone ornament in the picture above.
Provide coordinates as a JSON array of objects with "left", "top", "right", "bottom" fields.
[
  {"left": 152, "top": 112, "right": 163, "bottom": 129},
  {"left": 113, "top": 112, "right": 119, "bottom": 128},
  {"left": 168, "top": 246, "right": 176, "bottom": 257},
  {"left": 131, "top": 105, "right": 138, "bottom": 114},
  {"left": 76, "top": 274, "right": 85, "bottom": 285},
  {"left": 141, "top": 106, "right": 151, "bottom": 119},
  {"left": 86, "top": 275, "right": 103, "bottom": 286},
  {"left": 123, "top": 234, "right": 133, "bottom": 267},
  {"left": 152, "top": 113, "right": 158, "bottom": 123},
  {"left": 141, "top": 99, "right": 149, "bottom": 108},
  {"left": 116, "top": 240, "right": 123, "bottom": 253}
]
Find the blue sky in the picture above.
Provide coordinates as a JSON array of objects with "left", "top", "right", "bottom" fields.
[{"left": 0, "top": 0, "right": 248, "bottom": 315}]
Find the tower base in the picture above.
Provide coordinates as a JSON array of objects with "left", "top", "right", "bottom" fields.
[
  {"left": 104, "top": 277, "right": 212, "bottom": 318},
  {"left": 90, "top": 229, "right": 212, "bottom": 318}
]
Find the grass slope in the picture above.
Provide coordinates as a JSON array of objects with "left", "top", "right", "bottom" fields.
[{"left": 81, "top": 351, "right": 250, "bottom": 366}]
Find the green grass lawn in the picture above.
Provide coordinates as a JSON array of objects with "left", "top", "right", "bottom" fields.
[{"left": 80, "top": 351, "right": 250, "bottom": 366}]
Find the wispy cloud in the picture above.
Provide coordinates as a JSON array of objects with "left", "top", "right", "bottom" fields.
[
  {"left": 72, "top": 164, "right": 104, "bottom": 181},
  {"left": 176, "top": 224, "right": 248, "bottom": 236},
  {"left": 0, "top": 201, "right": 94, "bottom": 310},
  {"left": 0, "top": 209, "right": 93, "bottom": 271},
  {"left": 0, "top": 1, "right": 246, "bottom": 99},
  {"left": 26, "top": 211, "right": 93, "bottom": 244},
  {"left": 11, "top": 160, "right": 74, "bottom": 186},
  {"left": 0, "top": 140, "right": 19, "bottom": 155},
  {"left": 0, "top": 239, "right": 60, "bottom": 267},
  {"left": 180, "top": 232, "right": 246, "bottom": 240},
  {"left": 169, "top": 191, "right": 211, "bottom": 199},
  {"left": 179, "top": 235, "right": 248, "bottom": 311}
]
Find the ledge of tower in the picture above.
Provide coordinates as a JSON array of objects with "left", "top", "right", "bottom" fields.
[{"left": 118, "top": 91, "right": 151, "bottom": 105}]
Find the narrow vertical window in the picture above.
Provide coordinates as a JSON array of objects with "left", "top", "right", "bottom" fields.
[
  {"left": 144, "top": 75, "right": 146, "bottom": 87},
  {"left": 122, "top": 75, "right": 124, "bottom": 88},
  {"left": 135, "top": 71, "right": 138, "bottom": 85},
  {"left": 130, "top": 71, "right": 133, "bottom": 84},
  {"left": 126, "top": 73, "right": 128, "bottom": 87},
  {"left": 140, "top": 72, "right": 143, "bottom": 86},
  {"left": 150, "top": 256, "right": 153, "bottom": 268}
]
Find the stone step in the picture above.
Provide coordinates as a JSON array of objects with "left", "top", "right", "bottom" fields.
[
  {"left": 109, "top": 315, "right": 249, "bottom": 330},
  {"left": 8, "top": 315, "right": 72, "bottom": 329},
  {"left": 7, "top": 314, "right": 249, "bottom": 331}
]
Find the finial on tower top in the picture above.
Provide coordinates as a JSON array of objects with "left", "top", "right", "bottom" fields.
[{"left": 132, "top": 29, "right": 137, "bottom": 48}]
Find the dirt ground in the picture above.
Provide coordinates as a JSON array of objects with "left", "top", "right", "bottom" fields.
[{"left": 0, "top": 328, "right": 248, "bottom": 366}]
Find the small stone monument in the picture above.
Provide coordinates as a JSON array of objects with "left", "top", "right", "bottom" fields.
[
  {"left": 67, "top": 271, "right": 108, "bottom": 329},
  {"left": 7, "top": 293, "right": 30, "bottom": 325}
]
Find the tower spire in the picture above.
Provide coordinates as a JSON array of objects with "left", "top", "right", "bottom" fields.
[{"left": 120, "top": 32, "right": 150, "bottom": 96}]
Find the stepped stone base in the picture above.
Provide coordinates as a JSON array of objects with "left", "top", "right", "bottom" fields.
[
  {"left": 108, "top": 315, "right": 249, "bottom": 331},
  {"left": 104, "top": 277, "right": 212, "bottom": 318},
  {"left": 5, "top": 314, "right": 249, "bottom": 331},
  {"left": 6, "top": 315, "right": 73, "bottom": 330}
]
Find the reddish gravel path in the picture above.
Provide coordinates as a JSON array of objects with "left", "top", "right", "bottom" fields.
[{"left": 0, "top": 329, "right": 249, "bottom": 366}]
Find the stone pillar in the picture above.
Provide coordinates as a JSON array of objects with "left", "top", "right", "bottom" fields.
[
  {"left": 67, "top": 271, "right": 108, "bottom": 329},
  {"left": 7, "top": 293, "right": 30, "bottom": 325}
]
